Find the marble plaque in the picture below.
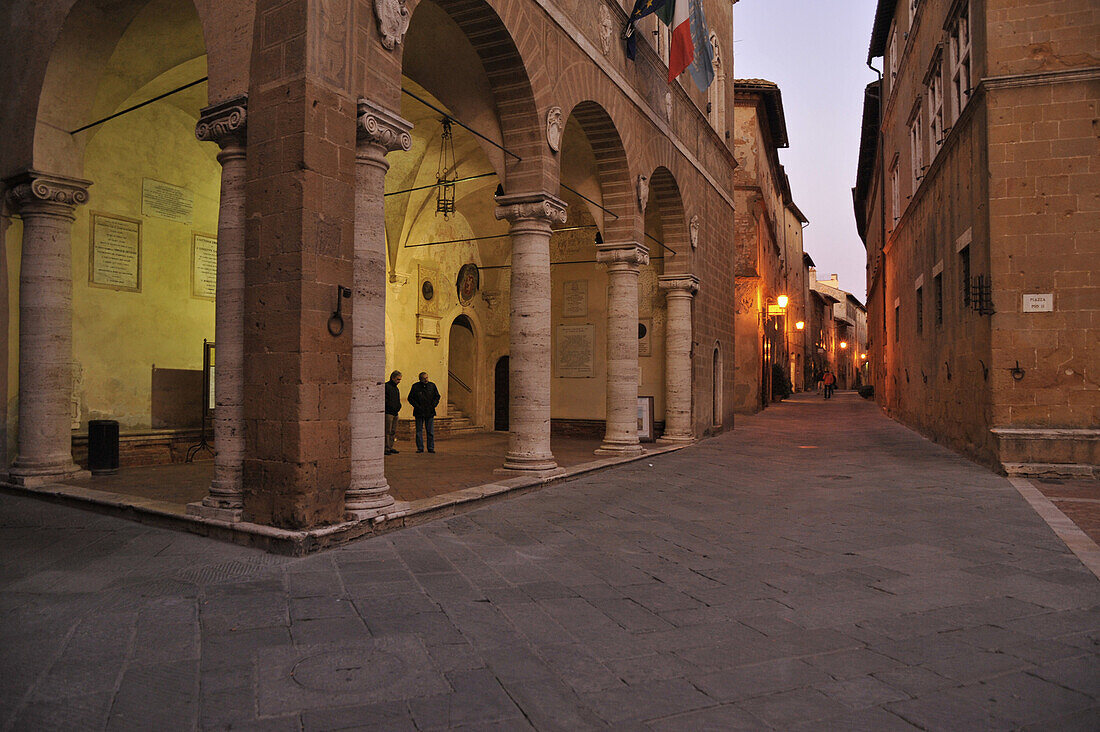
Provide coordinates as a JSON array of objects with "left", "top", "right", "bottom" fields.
[
  {"left": 639, "top": 318, "right": 653, "bottom": 357},
  {"left": 557, "top": 324, "right": 594, "bottom": 378},
  {"left": 142, "top": 178, "right": 194, "bottom": 224},
  {"left": 562, "top": 279, "right": 588, "bottom": 318},
  {"left": 89, "top": 212, "right": 141, "bottom": 292},
  {"left": 192, "top": 233, "right": 217, "bottom": 300}
]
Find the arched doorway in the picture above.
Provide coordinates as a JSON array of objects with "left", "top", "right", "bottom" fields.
[
  {"left": 713, "top": 344, "right": 723, "bottom": 428},
  {"left": 494, "top": 356, "right": 509, "bottom": 431},
  {"left": 447, "top": 315, "right": 476, "bottom": 421}
]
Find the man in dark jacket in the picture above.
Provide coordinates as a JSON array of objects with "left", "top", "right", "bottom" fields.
[
  {"left": 384, "top": 370, "right": 402, "bottom": 455},
  {"left": 407, "top": 372, "right": 441, "bottom": 453}
]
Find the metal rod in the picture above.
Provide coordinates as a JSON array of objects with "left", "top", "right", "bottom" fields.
[
  {"left": 403, "top": 232, "right": 511, "bottom": 248},
  {"left": 402, "top": 88, "right": 522, "bottom": 161},
  {"left": 478, "top": 255, "right": 663, "bottom": 271},
  {"left": 70, "top": 77, "right": 209, "bottom": 135},
  {"left": 644, "top": 231, "right": 675, "bottom": 254},
  {"left": 385, "top": 172, "right": 496, "bottom": 197},
  {"left": 559, "top": 183, "right": 620, "bottom": 219}
]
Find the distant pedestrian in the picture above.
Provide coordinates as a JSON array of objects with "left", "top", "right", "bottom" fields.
[
  {"left": 407, "top": 372, "right": 440, "bottom": 453},
  {"left": 384, "top": 370, "right": 402, "bottom": 454},
  {"left": 822, "top": 370, "right": 836, "bottom": 399}
]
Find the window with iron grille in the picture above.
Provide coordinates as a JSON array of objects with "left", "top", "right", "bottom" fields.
[
  {"left": 959, "top": 244, "right": 971, "bottom": 307},
  {"left": 916, "top": 286, "right": 924, "bottom": 334},
  {"left": 934, "top": 273, "right": 943, "bottom": 326}
]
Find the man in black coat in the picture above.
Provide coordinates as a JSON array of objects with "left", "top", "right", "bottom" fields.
[
  {"left": 384, "top": 370, "right": 402, "bottom": 455},
  {"left": 407, "top": 371, "right": 441, "bottom": 453}
]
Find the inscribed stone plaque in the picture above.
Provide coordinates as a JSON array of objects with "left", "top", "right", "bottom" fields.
[
  {"left": 562, "top": 279, "right": 588, "bottom": 318},
  {"left": 1022, "top": 293, "right": 1053, "bottom": 312},
  {"left": 90, "top": 212, "right": 141, "bottom": 292},
  {"left": 638, "top": 319, "right": 653, "bottom": 356},
  {"left": 142, "top": 178, "right": 194, "bottom": 224},
  {"left": 557, "top": 324, "right": 594, "bottom": 377},
  {"left": 192, "top": 233, "right": 217, "bottom": 300}
]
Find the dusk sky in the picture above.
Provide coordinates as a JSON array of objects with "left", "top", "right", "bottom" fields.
[{"left": 733, "top": 0, "right": 880, "bottom": 300}]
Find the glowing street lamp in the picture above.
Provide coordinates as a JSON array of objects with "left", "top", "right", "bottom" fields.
[
  {"left": 839, "top": 341, "right": 848, "bottom": 349},
  {"left": 776, "top": 294, "right": 789, "bottom": 309},
  {"left": 795, "top": 321, "right": 805, "bottom": 330},
  {"left": 860, "top": 353, "right": 867, "bottom": 360}
]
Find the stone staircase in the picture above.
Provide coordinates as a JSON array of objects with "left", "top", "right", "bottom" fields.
[{"left": 395, "top": 400, "right": 483, "bottom": 440}]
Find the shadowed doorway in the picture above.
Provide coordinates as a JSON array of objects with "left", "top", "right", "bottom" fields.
[{"left": 494, "top": 356, "right": 509, "bottom": 431}]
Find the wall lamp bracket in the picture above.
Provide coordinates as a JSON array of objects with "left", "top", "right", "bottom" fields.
[
  {"left": 328, "top": 285, "right": 352, "bottom": 336},
  {"left": 1010, "top": 360, "right": 1025, "bottom": 381}
]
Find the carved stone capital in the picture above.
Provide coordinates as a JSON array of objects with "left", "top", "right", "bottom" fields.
[
  {"left": 494, "top": 192, "right": 567, "bottom": 225},
  {"left": 596, "top": 241, "right": 649, "bottom": 269},
  {"left": 195, "top": 95, "right": 247, "bottom": 147},
  {"left": 659, "top": 273, "right": 700, "bottom": 296},
  {"left": 356, "top": 99, "right": 413, "bottom": 153},
  {"left": 4, "top": 170, "right": 91, "bottom": 215}
]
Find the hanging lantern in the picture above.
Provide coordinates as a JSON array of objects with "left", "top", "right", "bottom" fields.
[{"left": 436, "top": 117, "right": 457, "bottom": 218}]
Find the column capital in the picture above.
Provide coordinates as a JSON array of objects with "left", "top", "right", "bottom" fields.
[
  {"left": 356, "top": 99, "right": 413, "bottom": 152},
  {"left": 196, "top": 95, "right": 248, "bottom": 148},
  {"left": 596, "top": 241, "right": 649, "bottom": 268},
  {"left": 494, "top": 192, "right": 567, "bottom": 225},
  {"left": 658, "top": 273, "right": 700, "bottom": 295},
  {"left": 4, "top": 170, "right": 91, "bottom": 215}
]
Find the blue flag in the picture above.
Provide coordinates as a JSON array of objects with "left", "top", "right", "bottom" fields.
[
  {"left": 686, "top": 0, "right": 715, "bottom": 92},
  {"left": 623, "top": 0, "right": 674, "bottom": 60}
]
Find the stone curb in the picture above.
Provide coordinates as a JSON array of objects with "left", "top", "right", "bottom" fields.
[{"left": 1007, "top": 476, "right": 1100, "bottom": 581}]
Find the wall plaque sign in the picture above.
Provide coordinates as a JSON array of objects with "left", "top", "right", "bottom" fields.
[
  {"left": 142, "top": 178, "right": 194, "bottom": 224},
  {"left": 89, "top": 212, "right": 141, "bottom": 292},
  {"left": 638, "top": 318, "right": 653, "bottom": 356},
  {"left": 192, "top": 233, "right": 217, "bottom": 300},
  {"left": 1022, "top": 293, "right": 1053, "bottom": 312},
  {"left": 556, "top": 324, "right": 594, "bottom": 377},
  {"left": 562, "top": 279, "right": 588, "bottom": 318}
]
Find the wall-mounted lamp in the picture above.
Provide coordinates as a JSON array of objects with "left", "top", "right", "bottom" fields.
[
  {"left": 795, "top": 321, "right": 805, "bottom": 330},
  {"left": 860, "top": 353, "right": 867, "bottom": 360},
  {"left": 776, "top": 294, "right": 789, "bottom": 308},
  {"left": 839, "top": 341, "right": 848, "bottom": 349}
]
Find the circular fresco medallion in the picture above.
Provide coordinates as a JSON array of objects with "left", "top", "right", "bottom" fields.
[
  {"left": 421, "top": 280, "right": 434, "bottom": 302},
  {"left": 456, "top": 263, "right": 480, "bottom": 305}
]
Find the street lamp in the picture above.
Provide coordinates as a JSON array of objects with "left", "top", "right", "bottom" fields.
[
  {"left": 839, "top": 341, "right": 848, "bottom": 349},
  {"left": 776, "top": 294, "right": 789, "bottom": 308},
  {"left": 795, "top": 321, "right": 805, "bottom": 330}
]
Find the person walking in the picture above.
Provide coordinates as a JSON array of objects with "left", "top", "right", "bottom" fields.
[
  {"left": 384, "top": 370, "right": 402, "bottom": 455},
  {"left": 407, "top": 372, "right": 440, "bottom": 453},
  {"left": 822, "top": 370, "right": 836, "bottom": 399}
]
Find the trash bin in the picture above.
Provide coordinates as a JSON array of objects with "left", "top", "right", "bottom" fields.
[{"left": 87, "top": 419, "right": 119, "bottom": 475}]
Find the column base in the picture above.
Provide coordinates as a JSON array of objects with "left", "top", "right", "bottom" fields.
[
  {"left": 7, "top": 464, "right": 89, "bottom": 486},
  {"left": 345, "top": 480, "right": 395, "bottom": 517},
  {"left": 497, "top": 452, "right": 560, "bottom": 474},
  {"left": 656, "top": 434, "right": 695, "bottom": 445},
  {"left": 594, "top": 441, "right": 645, "bottom": 457},
  {"left": 186, "top": 501, "right": 244, "bottom": 523}
]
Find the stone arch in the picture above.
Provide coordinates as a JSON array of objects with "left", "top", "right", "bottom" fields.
[
  {"left": 561, "top": 100, "right": 636, "bottom": 243},
  {"left": 446, "top": 313, "right": 478, "bottom": 419},
  {"left": 646, "top": 166, "right": 691, "bottom": 273},
  {"left": 390, "top": 0, "right": 551, "bottom": 194}
]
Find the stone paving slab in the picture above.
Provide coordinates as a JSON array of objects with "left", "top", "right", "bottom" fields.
[{"left": 1, "top": 392, "right": 1098, "bottom": 729}]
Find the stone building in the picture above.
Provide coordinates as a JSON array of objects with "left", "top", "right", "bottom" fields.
[
  {"left": 731, "top": 78, "right": 813, "bottom": 412},
  {"left": 855, "top": 0, "right": 1099, "bottom": 475},
  {"left": 807, "top": 270, "right": 868, "bottom": 390},
  {"left": 1, "top": 0, "right": 743, "bottom": 530}
]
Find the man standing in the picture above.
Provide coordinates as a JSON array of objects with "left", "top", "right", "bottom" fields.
[
  {"left": 822, "top": 370, "right": 836, "bottom": 399},
  {"left": 384, "top": 370, "right": 402, "bottom": 455},
  {"left": 407, "top": 372, "right": 440, "bottom": 453}
]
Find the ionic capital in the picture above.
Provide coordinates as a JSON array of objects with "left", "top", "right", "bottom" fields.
[
  {"left": 357, "top": 99, "right": 413, "bottom": 153},
  {"left": 494, "top": 192, "right": 567, "bottom": 225},
  {"left": 659, "top": 273, "right": 700, "bottom": 296},
  {"left": 196, "top": 95, "right": 247, "bottom": 148},
  {"left": 596, "top": 241, "right": 649, "bottom": 269},
  {"left": 4, "top": 170, "right": 91, "bottom": 217}
]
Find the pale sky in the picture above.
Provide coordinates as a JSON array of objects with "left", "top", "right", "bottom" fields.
[{"left": 733, "top": 0, "right": 879, "bottom": 300}]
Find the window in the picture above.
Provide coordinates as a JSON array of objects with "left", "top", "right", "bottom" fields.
[
  {"left": 959, "top": 245, "right": 971, "bottom": 306},
  {"left": 889, "top": 27, "right": 898, "bottom": 84},
  {"left": 928, "top": 61, "right": 944, "bottom": 155},
  {"left": 934, "top": 273, "right": 943, "bottom": 326},
  {"left": 707, "top": 33, "right": 725, "bottom": 135},
  {"left": 890, "top": 163, "right": 900, "bottom": 225},
  {"left": 909, "top": 107, "right": 924, "bottom": 192},
  {"left": 894, "top": 304, "right": 901, "bottom": 341},
  {"left": 909, "top": 0, "right": 920, "bottom": 27},
  {"left": 948, "top": 2, "right": 971, "bottom": 122},
  {"left": 916, "top": 286, "right": 924, "bottom": 334}
]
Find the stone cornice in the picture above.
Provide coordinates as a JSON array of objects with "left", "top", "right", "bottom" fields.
[
  {"left": 659, "top": 273, "right": 700, "bottom": 295},
  {"left": 356, "top": 99, "right": 412, "bottom": 152},
  {"left": 4, "top": 170, "right": 91, "bottom": 212},
  {"left": 494, "top": 192, "right": 567, "bottom": 225},
  {"left": 596, "top": 241, "right": 649, "bottom": 268},
  {"left": 196, "top": 95, "right": 247, "bottom": 147}
]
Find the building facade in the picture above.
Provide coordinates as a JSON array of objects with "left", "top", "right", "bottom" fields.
[
  {"left": 855, "top": 0, "right": 1099, "bottom": 474},
  {"left": 1, "top": 0, "right": 744, "bottom": 529}
]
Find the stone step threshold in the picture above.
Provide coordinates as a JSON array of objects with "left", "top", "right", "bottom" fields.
[{"left": 1, "top": 442, "right": 690, "bottom": 556}]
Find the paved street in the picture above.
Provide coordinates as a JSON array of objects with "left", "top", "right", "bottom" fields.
[{"left": 2, "top": 392, "right": 1098, "bottom": 730}]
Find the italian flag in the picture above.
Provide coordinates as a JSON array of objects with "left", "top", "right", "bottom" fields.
[{"left": 667, "top": 0, "right": 694, "bottom": 83}]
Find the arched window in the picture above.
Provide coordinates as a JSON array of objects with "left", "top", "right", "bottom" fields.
[{"left": 707, "top": 33, "right": 725, "bottom": 136}]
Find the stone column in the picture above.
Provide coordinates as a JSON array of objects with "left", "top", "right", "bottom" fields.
[
  {"left": 596, "top": 242, "right": 649, "bottom": 455},
  {"left": 345, "top": 100, "right": 411, "bottom": 517},
  {"left": 658, "top": 274, "right": 699, "bottom": 443},
  {"left": 4, "top": 171, "right": 91, "bottom": 485},
  {"left": 189, "top": 96, "right": 248, "bottom": 521},
  {"left": 495, "top": 192, "right": 567, "bottom": 473}
]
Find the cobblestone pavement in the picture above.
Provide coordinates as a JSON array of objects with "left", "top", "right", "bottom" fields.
[{"left": 2, "top": 393, "right": 1098, "bottom": 730}]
